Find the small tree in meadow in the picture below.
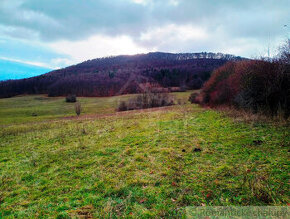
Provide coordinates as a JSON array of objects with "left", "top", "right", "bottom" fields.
[{"left": 75, "top": 102, "right": 81, "bottom": 116}]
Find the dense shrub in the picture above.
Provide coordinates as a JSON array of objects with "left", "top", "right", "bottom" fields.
[
  {"left": 118, "top": 101, "right": 127, "bottom": 111},
  {"left": 117, "top": 91, "right": 174, "bottom": 111},
  {"left": 66, "top": 94, "right": 77, "bottom": 102},
  {"left": 188, "top": 92, "right": 200, "bottom": 104},
  {"left": 198, "top": 55, "right": 290, "bottom": 118}
]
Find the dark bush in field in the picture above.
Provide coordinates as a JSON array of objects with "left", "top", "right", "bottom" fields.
[
  {"left": 117, "top": 91, "right": 174, "bottom": 111},
  {"left": 199, "top": 47, "right": 290, "bottom": 118},
  {"left": 118, "top": 101, "right": 128, "bottom": 111},
  {"left": 66, "top": 95, "right": 77, "bottom": 102},
  {"left": 188, "top": 92, "right": 200, "bottom": 104}
]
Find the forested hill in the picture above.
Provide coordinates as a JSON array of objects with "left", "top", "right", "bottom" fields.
[{"left": 0, "top": 52, "right": 244, "bottom": 98}]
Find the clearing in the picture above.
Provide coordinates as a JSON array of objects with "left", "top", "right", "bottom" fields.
[{"left": 0, "top": 92, "right": 289, "bottom": 218}]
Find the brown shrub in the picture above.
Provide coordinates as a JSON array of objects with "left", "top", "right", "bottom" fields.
[
  {"left": 188, "top": 92, "right": 200, "bottom": 104},
  {"left": 117, "top": 91, "right": 174, "bottom": 111},
  {"left": 198, "top": 58, "right": 289, "bottom": 118},
  {"left": 118, "top": 101, "right": 127, "bottom": 111}
]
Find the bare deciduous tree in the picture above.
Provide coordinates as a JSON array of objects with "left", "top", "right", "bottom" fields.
[{"left": 75, "top": 102, "right": 81, "bottom": 116}]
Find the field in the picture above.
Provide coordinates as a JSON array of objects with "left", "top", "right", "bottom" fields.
[{"left": 0, "top": 92, "right": 289, "bottom": 218}]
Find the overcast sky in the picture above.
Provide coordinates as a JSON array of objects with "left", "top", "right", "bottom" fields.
[{"left": 0, "top": 0, "right": 289, "bottom": 69}]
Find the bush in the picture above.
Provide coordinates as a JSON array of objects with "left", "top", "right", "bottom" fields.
[
  {"left": 66, "top": 94, "right": 77, "bottom": 103},
  {"left": 118, "top": 101, "right": 127, "bottom": 111},
  {"left": 188, "top": 92, "right": 199, "bottom": 104},
  {"left": 198, "top": 57, "right": 289, "bottom": 118},
  {"left": 117, "top": 91, "right": 174, "bottom": 111},
  {"left": 75, "top": 102, "right": 81, "bottom": 116}
]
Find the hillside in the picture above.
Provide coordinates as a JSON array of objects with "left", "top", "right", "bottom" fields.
[{"left": 0, "top": 52, "right": 243, "bottom": 98}]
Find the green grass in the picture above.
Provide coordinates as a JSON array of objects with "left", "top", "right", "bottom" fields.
[
  {"left": 0, "top": 95, "right": 126, "bottom": 125},
  {"left": 0, "top": 93, "right": 289, "bottom": 218},
  {"left": 0, "top": 92, "right": 192, "bottom": 126}
]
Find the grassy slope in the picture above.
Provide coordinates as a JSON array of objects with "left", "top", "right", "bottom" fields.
[
  {"left": 0, "top": 93, "right": 289, "bottom": 218},
  {"left": 0, "top": 95, "right": 126, "bottom": 125},
  {"left": 0, "top": 92, "right": 190, "bottom": 125}
]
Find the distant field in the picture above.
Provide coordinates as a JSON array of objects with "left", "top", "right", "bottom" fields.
[
  {"left": 0, "top": 92, "right": 289, "bottom": 218},
  {"left": 0, "top": 94, "right": 130, "bottom": 125},
  {"left": 0, "top": 92, "right": 190, "bottom": 125}
]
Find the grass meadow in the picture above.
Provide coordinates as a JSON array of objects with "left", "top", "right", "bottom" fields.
[{"left": 0, "top": 92, "right": 289, "bottom": 218}]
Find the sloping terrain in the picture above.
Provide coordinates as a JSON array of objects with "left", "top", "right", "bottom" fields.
[
  {"left": 0, "top": 52, "right": 243, "bottom": 98},
  {"left": 0, "top": 94, "right": 288, "bottom": 217}
]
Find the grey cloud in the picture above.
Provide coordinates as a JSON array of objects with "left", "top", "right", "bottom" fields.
[
  {"left": 0, "top": 0, "right": 289, "bottom": 57},
  {"left": 0, "top": 0, "right": 286, "bottom": 40},
  {"left": 1, "top": 0, "right": 148, "bottom": 40}
]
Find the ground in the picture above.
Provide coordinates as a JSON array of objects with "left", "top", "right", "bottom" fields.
[{"left": 0, "top": 92, "right": 289, "bottom": 218}]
